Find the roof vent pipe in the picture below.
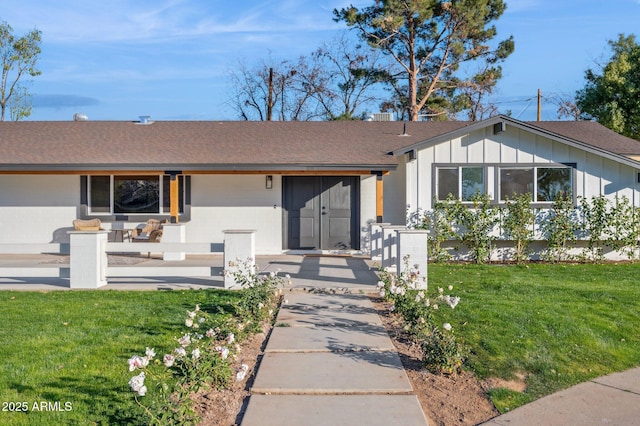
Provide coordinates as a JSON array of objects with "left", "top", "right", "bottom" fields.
[{"left": 73, "top": 113, "right": 88, "bottom": 121}]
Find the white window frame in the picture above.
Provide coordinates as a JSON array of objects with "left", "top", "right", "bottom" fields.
[
  {"left": 498, "top": 165, "right": 574, "bottom": 203},
  {"left": 435, "top": 165, "right": 486, "bottom": 202}
]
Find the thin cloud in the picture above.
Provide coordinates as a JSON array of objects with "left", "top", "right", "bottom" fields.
[
  {"left": 33, "top": 94, "right": 100, "bottom": 109},
  {"left": 4, "top": 0, "right": 342, "bottom": 45}
]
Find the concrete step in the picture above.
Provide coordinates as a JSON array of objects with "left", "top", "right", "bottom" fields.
[
  {"left": 266, "top": 324, "right": 395, "bottom": 353},
  {"left": 241, "top": 395, "right": 428, "bottom": 426},
  {"left": 276, "top": 292, "right": 382, "bottom": 327},
  {"left": 250, "top": 351, "right": 413, "bottom": 395}
]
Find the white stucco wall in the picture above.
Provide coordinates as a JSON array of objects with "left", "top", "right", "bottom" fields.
[
  {"left": 0, "top": 173, "right": 377, "bottom": 254},
  {"left": 0, "top": 175, "right": 80, "bottom": 243},
  {"left": 359, "top": 174, "right": 378, "bottom": 252},
  {"left": 188, "top": 174, "right": 284, "bottom": 254}
]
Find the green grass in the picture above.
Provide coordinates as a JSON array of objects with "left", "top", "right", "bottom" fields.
[
  {"left": 0, "top": 290, "right": 240, "bottom": 426},
  {"left": 429, "top": 262, "right": 640, "bottom": 413},
  {"left": 2, "top": 264, "right": 639, "bottom": 422}
]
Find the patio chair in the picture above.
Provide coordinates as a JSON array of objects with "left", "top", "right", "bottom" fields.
[
  {"left": 72, "top": 218, "right": 103, "bottom": 231},
  {"left": 132, "top": 219, "right": 165, "bottom": 257},
  {"left": 132, "top": 219, "right": 164, "bottom": 241}
]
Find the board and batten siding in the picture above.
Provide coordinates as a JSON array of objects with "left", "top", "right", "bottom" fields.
[
  {"left": 402, "top": 125, "right": 640, "bottom": 215},
  {"left": 382, "top": 159, "right": 407, "bottom": 226}
]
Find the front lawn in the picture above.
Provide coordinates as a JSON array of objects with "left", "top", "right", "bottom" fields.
[
  {"left": 0, "top": 290, "right": 241, "bottom": 425},
  {"left": 1, "top": 263, "right": 639, "bottom": 422},
  {"left": 429, "top": 262, "right": 640, "bottom": 412}
]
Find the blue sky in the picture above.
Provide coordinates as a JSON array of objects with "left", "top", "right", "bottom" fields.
[{"left": 1, "top": 0, "right": 639, "bottom": 122}]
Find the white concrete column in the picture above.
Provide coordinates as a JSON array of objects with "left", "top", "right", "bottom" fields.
[
  {"left": 396, "top": 229, "right": 429, "bottom": 290},
  {"left": 369, "top": 222, "right": 390, "bottom": 262},
  {"left": 162, "top": 224, "right": 186, "bottom": 261},
  {"left": 223, "top": 229, "right": 256, "bottom": 289},
  {"left": 69, "top": 231, "right": 109, "bottom": 288},
  {"left": 381, "top": 225, "right": 406, "bottom": 270}
]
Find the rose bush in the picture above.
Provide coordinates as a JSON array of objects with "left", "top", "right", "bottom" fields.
[{"left": 378, "top": 256, "right": 465, "bottom": 374}]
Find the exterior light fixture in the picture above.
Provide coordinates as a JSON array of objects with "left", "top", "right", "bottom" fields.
[{"left": 266, "top": 175, "right": 273, "bottom": 189}]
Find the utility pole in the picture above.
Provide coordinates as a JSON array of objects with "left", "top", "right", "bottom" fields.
[
  {"left": 537, "top": 88, "right": 542, "bottom": 121},
  {"left": 267, "top": 68, "right": 274, "bottom": 121}
]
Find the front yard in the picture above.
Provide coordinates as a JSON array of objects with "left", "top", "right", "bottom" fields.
[
  {"left": 0, "top": 290, "right": 246, "bottom": 425},
  {"left": 428, "top": 262, "right": 640, "bottom": 412},
  {"left": 0, "top": 263, "right": 639, "bottom": 424}
]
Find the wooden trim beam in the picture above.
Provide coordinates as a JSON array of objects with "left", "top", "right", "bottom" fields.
[
  {"left": 0, "top": 169, "right": 379, "bottom": 176},
  {"left": 170, "top": 175, "right": 179, "bottom": 223},
  {"left": 185, "top": 170, "right": 371, "bottom": 176},
  {"left": 164, "top": 171, "right": 182, "bottom": 223}
]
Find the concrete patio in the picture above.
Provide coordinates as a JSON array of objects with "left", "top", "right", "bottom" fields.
[{"left": 0, "top": 253, "right": 381, "bottom": 292}]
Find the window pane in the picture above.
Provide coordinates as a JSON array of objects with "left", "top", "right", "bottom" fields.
[
  {"left": 437, "top": 168, "right": 458, "bottom": 200},
  {"left": 500, "top": 168, "right": 533, "bottom": 201},
  {"left": 162, "top": 175, "right": 184, "bottom": 213},
  {"left": 461, "top": 167, "right": 484, "bottom": 201},
  {"left": 537, "top": 168, "right": 572, "bottom": 201},
  {"left": 89, "top": 176, "right": 110, "bottom": 213},
  {"left": 114, "top": 176, "right": 159, "bottom": 213}
]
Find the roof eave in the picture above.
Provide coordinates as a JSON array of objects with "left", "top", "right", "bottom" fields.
[{"left": 0, "top": 163, "right": 398, "bottom": 174}]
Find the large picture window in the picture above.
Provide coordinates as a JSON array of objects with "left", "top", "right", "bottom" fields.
[
  {"left": 88, "top": 175, "right": 184, "bottom": 214},
  {"left": 437, "top": 166, "right": 484, "bottom": 201},
  {"left": 500, "top": 168, "right": 533, "bottom": 201},
  {"left": 537, "top": 167, "right": 572, "bottom": 201},
  {"left": 500, "top": 166, "right": 572, "bottom": 202}
]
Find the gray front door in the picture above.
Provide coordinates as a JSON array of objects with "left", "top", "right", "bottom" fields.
[{"left": 284, "top": 176, "right": 358, "bottom": 250}]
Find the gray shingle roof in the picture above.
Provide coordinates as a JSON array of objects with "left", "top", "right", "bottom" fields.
[
  {"left": 1, "top": 119, "right": 638, "bottom": 172},
  {"left": 531, "top": 121, "right": 640, "bottom": 156},
  {"left": 0, "top": 120, "right": 469, "bottom": 172}
]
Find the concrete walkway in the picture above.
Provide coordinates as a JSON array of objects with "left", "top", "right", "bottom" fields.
[
  {"left": 481, "top": 367, "right": 640, "bottom": 426},
  {"left": 240, "top": 291, "right": 429, "bottom": 426}
]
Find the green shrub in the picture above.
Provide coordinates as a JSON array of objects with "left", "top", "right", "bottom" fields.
[
  {"left": 127, "top": 259, "right": 282, "bottom": 425},
  {"left": 420, "top": 325, "right": 465, "bottom": 374},
  {"left": 408, "top": 201, "right": 458, "bottom": 262},
  {"left": 541, "top": 192, "right": 579, "bottom": 262},
  {"left": 579, "top": 195, "right": 609, "bottom": 261},
  {"left": 226, "top": 258, "right": 282, "bottom": 331},
  {"left": 378, "top": 257, "right": 464, "bottom": 374},
  {"left": 450, "top": 193, "right": 499, "bottom": 264},
  {"left": 502, "top": 193, "right": 535, "bottom": 264}
]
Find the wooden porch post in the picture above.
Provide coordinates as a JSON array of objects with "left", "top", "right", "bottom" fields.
[{"left": 165, "top": 171, "right": 182, "bottom": 224}]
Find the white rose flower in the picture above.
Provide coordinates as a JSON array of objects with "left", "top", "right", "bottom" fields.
[
  {"left": 163, "top": 354, "right": 175, "bottom": 367},
  {"left": 145, "top": 347, "right": 156, "bottom": 359}
]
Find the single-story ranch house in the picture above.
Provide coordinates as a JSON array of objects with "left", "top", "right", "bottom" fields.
[{"left": 2, "top": 115, "right": 640, "bottom": 255}]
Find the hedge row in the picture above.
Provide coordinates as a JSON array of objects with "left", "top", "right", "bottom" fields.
[{"left": 409, "top": 193, "right": 640, "bottom": 263}]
